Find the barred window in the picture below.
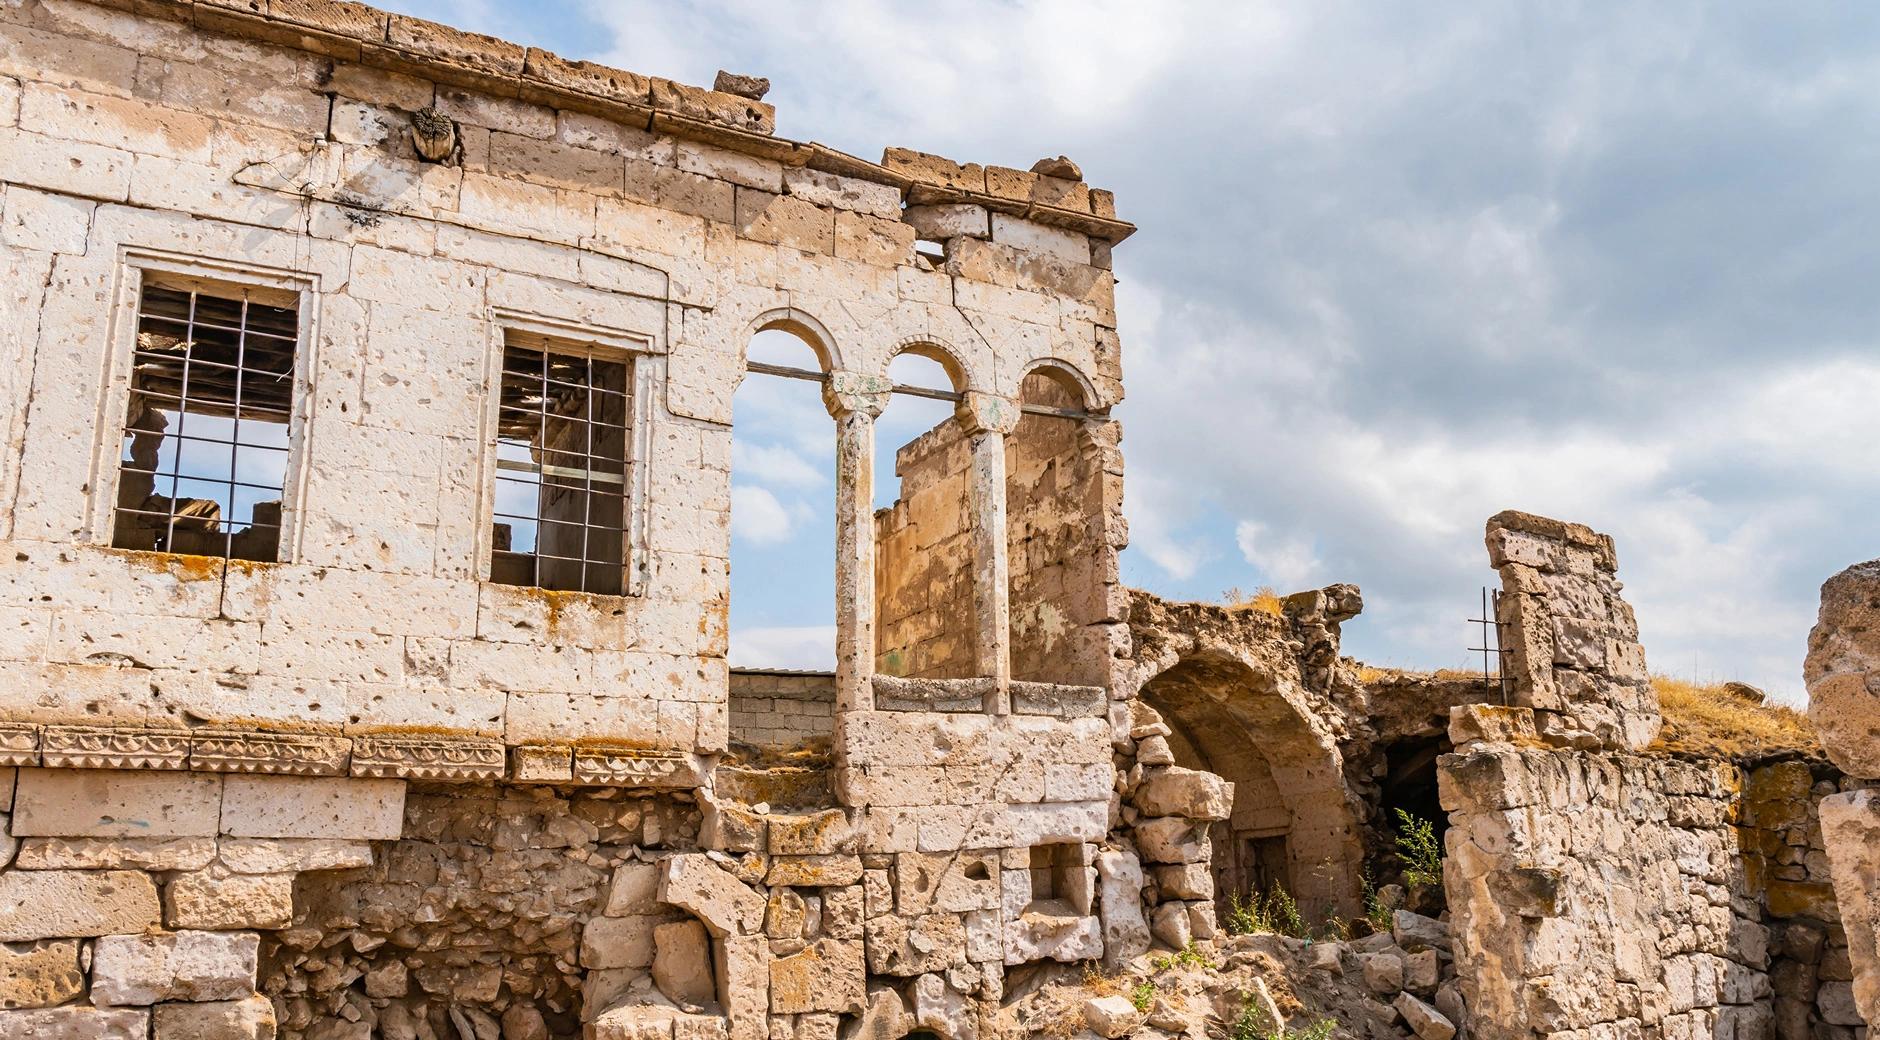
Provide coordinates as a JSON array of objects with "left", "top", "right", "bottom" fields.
[
  {"left": 490, "top": 335, "right": 632, "bottom": 596},
  {"left": 112, "top": 281, "right": 297, "bottom": 562}
]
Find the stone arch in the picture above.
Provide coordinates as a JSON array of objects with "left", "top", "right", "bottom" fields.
[
  {"left": 886, "top": 336, "right": 972, "bottom": 394},
  {"left": 745, "top": 307, "right": 842, "bottom": 374},
  {"left": 1134, "top": 648, "right": 1364, "bottom": 921},
  {"left": 1012, "top": 357, "right": 1102, "bottom": 412}
]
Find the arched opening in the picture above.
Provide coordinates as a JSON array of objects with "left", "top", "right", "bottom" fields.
[
  {"left": 1137, "top": 652, "right": 1363, "bottom": 923},
  {"left": 728, "top": 329, "right": 836, "bottom": 757},
  {"left": 1006, "top": 363, "right": 1114, "bottom": 687},
  {"left": 871, "top": 348, "right": 977, "bottom": 680}
]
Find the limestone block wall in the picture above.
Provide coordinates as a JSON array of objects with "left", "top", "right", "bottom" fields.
[
  {"left": 0, "top": 766, "right": 404, "bottom": 1038},
  {"left": 727, "top": 670, "right": 836, "bottom": 755},
  {"left": 1440, "top": 734, "right": 1772, "bottom": 1040},
  {"left": 1486, "top": 511, "right": 1660, "bottom": 750},
  {"left": 1806, "top": 560, "right": 1880, "bottom": 1029},
  {"left": 0, "top": 0, "right": 1133, "bottom": 764}
]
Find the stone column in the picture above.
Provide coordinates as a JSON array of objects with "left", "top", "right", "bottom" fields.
[
  {"left": 956, "top": 392, "right": 1022, "bottom": 711},
  {"left": 823, "top": 372, "right": 891, "bottom": 714}
]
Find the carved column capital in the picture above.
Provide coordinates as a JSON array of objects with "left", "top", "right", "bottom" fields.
[
  {"left": 954, "top": 391, "right": 1022, "bottom": 436},
  {"left": 822, "top": 371, "right": 891, "bottom": 420}
]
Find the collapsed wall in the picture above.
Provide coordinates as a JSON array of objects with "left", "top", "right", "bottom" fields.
[
  {"left": 1443, "top": 515, "right": 1870, "bottom": 1040},
  {"left": 1806, "top": 561, "right": 1880, "bottom": 1029}
]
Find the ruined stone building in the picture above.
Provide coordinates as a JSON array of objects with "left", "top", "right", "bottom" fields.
[{"left": 0, "top": 4, "right": 1874, "bottom": 1040}]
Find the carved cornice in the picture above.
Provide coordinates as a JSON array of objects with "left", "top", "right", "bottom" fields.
[
  {"left": 571, "top": 747, "right": 705, "bottom": 788},
  {"left": 189, "top": 731, "right": 351, "bottom": 775},
  {"left": 0, "top": 723, "right": 706, "bottom": 788},
  {"left": 350, "top": 736, "right": 507, "bottom": 781},
  {"left": 41, "top": 726, "right": 191, "bottom": 770}
]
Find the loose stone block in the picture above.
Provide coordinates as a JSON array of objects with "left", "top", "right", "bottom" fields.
[
  {"left": 652, "top": 919, "right": 715, "bottom": 1007},
  {"left": 91, "top": 931, "right": 260, "bottom": 1005},
  {"left": 219, "top": 776, "right": 406, "bottom": 839},
  {"left": 581, "top": 915, "right": 656, "bottom": 970},
  {"left": 660, "top": 854, "right": 764, "bottom": 938},
  {"left": 164, "top": 873, "right": 293, "bottom": 931},
  {"left": 0, "top": 870, "right": 161, "bottom": 942},
  {"left": 11, "top": 769, "right": 222, "bottom": 838},
  {"left": 0, "top": 939, "right": 83, "bottom": 1010}
]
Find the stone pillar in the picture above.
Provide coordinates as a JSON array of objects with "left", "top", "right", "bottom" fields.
[
  {"left": 956, "top": 392, "right": 1021, "bottom": 711},
  {"left": 823, "top": 373, "right": 891, "bottom": 714}
]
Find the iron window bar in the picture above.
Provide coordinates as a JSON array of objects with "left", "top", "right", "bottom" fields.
[
  {"left": 743, "top": 361, "right": 1097, "bottom": 420},
  {"left": 491, "top": 340, "right": 632, "bottom": 596},
  {"left": 113, "top": 283, "right": 297, "bottom": 563},
  {"left": 1466, "top": 586, "right": 1511, "bottom": 705}
]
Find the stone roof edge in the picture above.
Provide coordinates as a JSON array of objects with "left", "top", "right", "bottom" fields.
[{"left": 89, "top": 0, "right": 1137, "bottom": 244}]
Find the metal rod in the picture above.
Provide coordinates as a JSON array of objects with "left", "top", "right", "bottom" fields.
[{"left": 744, "top": 361, "right": 1099, "bottom": 420}]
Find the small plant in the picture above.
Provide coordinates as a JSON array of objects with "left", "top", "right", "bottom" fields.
[
  {"left": 1226, "top": 885, "right": 1309, "bottom": 939},
  {"left": 1151, "top": 941, "right": 1212, "bottom": 972},
  {"left": 1130, "top": 980, "right": 1156, "bottom": 1012},
  {"left": 1392, "top": 809, "right": 1444, "bottom": 887},
  {"left": 1231, "top": 994, "right": 1273, "bottom": 1040},
  {"left": 1289, "top": 1020, "right": 1339, "bottom": 1040},
  {"left": 1360, "top": 870, "right": 1393, "bottom": 930}
]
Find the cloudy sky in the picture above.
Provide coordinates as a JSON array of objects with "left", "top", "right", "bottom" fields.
[{"left": 389, "top": 0, "right": 1880, "bottom": 701}]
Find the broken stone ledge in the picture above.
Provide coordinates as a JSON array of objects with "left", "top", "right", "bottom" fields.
[
  {"left": 0, "top": 722, "right": 706, "bottom": 786},
  {"left": 80, "top": 0, "right": 1135, "bottom": 246},
  {"left": 868, "top": 676, "right": 1106, "bottom": 717}
]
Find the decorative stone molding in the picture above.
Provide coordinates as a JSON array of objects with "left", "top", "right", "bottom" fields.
[
  {"left": 189, "top": 732, "right": 351, "bottom": 776},
  {"left": 349, "top": 736, "right": 506, "bottom": 781},
  {"left": 40, "top": 726, "right": 190, "bottom": 770},
  {"left": 871, "top": 675, "right": 992, "bottom": 713},
  {"left": 570, "top": 747, "right": 705, "bottom": 788},
  {"left": 0, "top": 722, "right": 39, "bottom": 766},
  {"left": 1009, "top": 681, "right": 1107, "bottom": 719}
]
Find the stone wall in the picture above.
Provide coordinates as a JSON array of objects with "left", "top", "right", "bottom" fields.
[
  {"left": 1005, "top": 371, "right": 1125, "bottom": 689},
  {"left": 873, "top": 419, "right": 977, "bottom": 680},
  {"left": 0, "top": 767, "right": 404, "bottom": 1038},
  {"left": 728, "top": 670, "right": 835, "bottom": 755},
  {"left": 0, "top": 0, "right": 1130, "bottom": 760},
  {"left": 1739, "top": 761, "right": 1870, "bottom": 1039},
  {"left": 1806, "top": 560, "right": 1880, "bottom": 1029},
  {"left": 1487, "top": 511, "right": 1660, "bottom": 750},
  {"left": 1440, "top": 719, "right": 1771, "bottom": 1040}
]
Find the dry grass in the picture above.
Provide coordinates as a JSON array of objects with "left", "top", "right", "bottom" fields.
[
  {"left": 1223, "top": 585, "right": 1285, "bottom": 617},
  {"left": 1650, "top": 676, "right": 1820, "bottom": 762}
]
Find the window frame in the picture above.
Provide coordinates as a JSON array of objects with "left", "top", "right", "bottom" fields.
[
  {"left": 89, "top": 250, "right": 320, "bottom": 562},
  {"left": 478, "top": 310, "right": 657, "bottom": 599}
]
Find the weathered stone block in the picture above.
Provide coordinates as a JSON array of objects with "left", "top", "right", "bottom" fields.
[
  {"left": 769, "top": 939, "right": 865, "bottom": 1014},
  {"left": 0, "top": 1007, "right": 149, "bottom": 1038},
  {"left": 0, "top": 939, "right": 83, "bottom": 1010},
  {"left": 151, "top": 995, "right": 276, "bottom": 1040},
  {"left": 16, "top": 837, "right": 215, "bottom": 872},
  {"left": 660, "top": 854, "right": 764, "bottom": 938},
  {"left": 581, "top": 914, "right": 656, "bottom": 970},
  {"left": 91, "top": 931, "right": 260, "bottom": 1006},
  {"left": 652, "top": 919, "right": 715, "bottom": 1008},
  {"left": 219, "top": 776, "right": 406, "bottom": 840},
  {"left": 11, "top": 769, "right": 221, "bottom": 838},
  {"left": 164, "top": 873, "right": 292, "bottom": 931},
  {"left": 0, "top": 870, "right": 160, "bottom": 942},
  {"left": 216, "top": 838, "right": 372, "bottom": 874},
  {"left": 1806, "top": 560, "right": 1880, "bottom": 778},
  {"left": 863, "top": 914, "right": 964, "bottom": 976}
]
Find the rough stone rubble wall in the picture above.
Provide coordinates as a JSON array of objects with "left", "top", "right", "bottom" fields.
[
  {"left": 873, "top": 419, "right": 977, "bottom": 680},
  {"left": 1005, "top": 373, "right": 1126, "bottom": 689},
  {"left": 1487, "top": 510, "right": 1660, "bottom": 750},
  {"left": 1806, "top": 560, "right": 1880, "bottom": 1029},
  {"left": 1441, "top": 737, "right": 1773, "bottom": 1040}
]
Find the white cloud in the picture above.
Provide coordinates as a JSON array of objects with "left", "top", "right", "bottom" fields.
[
  {"left": 729, "top": 625, "right": 837, "bottom": 670},
  {"left": 730, "top": 485, "right": 794, "bottom": 545},
  {"left": 1234, "top": 521, "right": 1321, "bottom": 591},
  {"left": 732, "top": 440, "right": 825, "bottom": 490}
]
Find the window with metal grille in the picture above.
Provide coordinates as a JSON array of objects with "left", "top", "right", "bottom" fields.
[
  {"left": 490, "top": 335, "right": 632, "bottom": 596},
  {"left": 112, "top": 280, "right": 298, "bottom": 562}
]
